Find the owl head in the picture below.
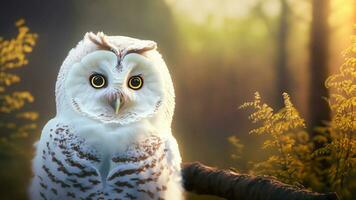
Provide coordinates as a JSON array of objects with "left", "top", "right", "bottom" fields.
[{"left": 55, "top": 32, "right": 175, "bottom": 129}]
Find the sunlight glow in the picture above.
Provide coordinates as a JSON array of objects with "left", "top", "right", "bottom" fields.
[{"left": 164, "top": 0, "right": 261, "bottom": 25}]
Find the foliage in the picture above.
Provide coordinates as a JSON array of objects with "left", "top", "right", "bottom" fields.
[
  {"left": 0, "top": 19, "right": 38, "bottom": 156},
  {"left": 230, "top": 34, "right": 355, "bottom": 199},
  {"left": 319, "top": 31, "right": 356, "bottom": 197},
  {"left": 238, "top": 92, "right": 313, "bottom": 186},
  {"left": 228, "top": 135, "right": 244, "bottom": 161}
]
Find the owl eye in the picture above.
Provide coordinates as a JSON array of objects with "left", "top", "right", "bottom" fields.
[
  {"left": 89, "top": 73, "right": 107, "bottom": 89},
  {"left": 128, "top": 75, "right": 143, "bottom": 90}
]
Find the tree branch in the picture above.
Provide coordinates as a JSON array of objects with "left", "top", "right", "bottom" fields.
[{"left": 182, "top": 162, "right": 339, "bottom": 200}]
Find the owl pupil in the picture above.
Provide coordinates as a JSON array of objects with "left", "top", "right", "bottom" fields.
[
  {"left": 90, "top": 74, "right": 106, "bottom": 88},
  {"left": 131, "top": 77, "right": 140, "bottom": 86},
  {"left": 93, "top": 76, "right": 103, "bottom": 85},
  {"left": 128, "top": 76, "right": 143, "bottom": 90}
]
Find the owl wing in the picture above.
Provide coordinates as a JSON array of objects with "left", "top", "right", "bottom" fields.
[
  {"left": 31, "top": 119, "right": 104, "bottom": 200},
  {"left": 105, "top": 134, "right": 183, "bottom": 200}
]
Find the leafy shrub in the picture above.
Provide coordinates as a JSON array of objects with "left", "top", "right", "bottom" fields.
[
  {"left": 230, "top": 32, "right": 355, "bottom": 199},
  {"left": 0, "top": 19, "right": 38, "bottom": 155}
]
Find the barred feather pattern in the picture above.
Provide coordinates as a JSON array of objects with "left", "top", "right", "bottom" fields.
[{"left": 30, "top": 123, "right": 182, "bottom": 200}]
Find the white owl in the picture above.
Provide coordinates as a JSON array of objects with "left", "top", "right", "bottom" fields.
[{"left": 29, "top": 32, "right": 184, "bottom": 200}]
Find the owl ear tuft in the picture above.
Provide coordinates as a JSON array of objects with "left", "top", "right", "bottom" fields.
[
  {"left": 84, "top": 32, "right": 157, "bottom": 59},
  {"left": 124, "top": 40, "right": 157, "bottom": 57},
  {"left": 85, "top": 32, "right": 103, "bottom": 46},
  {"left": 85, "top": 32, "right": 119, "bottom": 54}
]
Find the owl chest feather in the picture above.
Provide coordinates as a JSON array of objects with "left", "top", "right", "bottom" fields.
[{"left": 31, "top": 121, "right": 183, "bottom": 200}]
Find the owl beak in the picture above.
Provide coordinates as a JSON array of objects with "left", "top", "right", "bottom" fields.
[
  {"left": 108, "top": 94, "right": 123, "bottom": 114},
  {"left": 114, "top": 98, "right": 121, "bottom": 114}
]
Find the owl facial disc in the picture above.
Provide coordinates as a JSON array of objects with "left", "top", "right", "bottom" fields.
[{"left": 64, "top": 49, "right": 165, "bottom": 125}]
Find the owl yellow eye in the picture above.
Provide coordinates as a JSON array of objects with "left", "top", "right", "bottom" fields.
[
  {"left": 89, "top": 73, "right": 107, "bottom": 89},
  {"left": 128, "top": 75, "right": 143, "bottom": 90}
]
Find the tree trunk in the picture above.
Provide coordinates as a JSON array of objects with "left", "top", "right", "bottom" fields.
[
  {"left": 182, "top": 162, "right": 339, "bottom": 200},
  {"left": 309, "top": 0, "right": 330, "bottom": 131},
  {"left": 276, "top": 0, "right": 289, "bottom": 107}
]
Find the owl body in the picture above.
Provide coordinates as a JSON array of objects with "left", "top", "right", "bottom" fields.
[{"left": 30, "top": 33, "right": 183, "bottom": 200}]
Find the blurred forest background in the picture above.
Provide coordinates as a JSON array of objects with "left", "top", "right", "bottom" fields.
[{"left": 0, "top": 0, "right": 354, "bottom": 199}]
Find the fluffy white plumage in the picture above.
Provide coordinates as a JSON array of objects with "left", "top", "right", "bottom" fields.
[{"left": 30, "top": 32, "right": 183, "bottom": 200}]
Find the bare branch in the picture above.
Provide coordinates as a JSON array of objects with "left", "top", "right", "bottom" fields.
[{"left": 182, "top": 162, "right": 339, "bottom": 200}]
